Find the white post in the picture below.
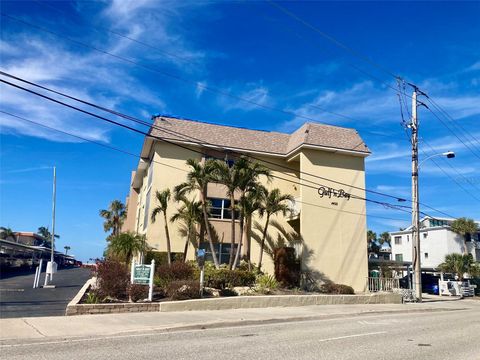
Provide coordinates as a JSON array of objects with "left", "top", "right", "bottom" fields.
[
  {"left": 199, "top": 266, "right": 205, "bottom": 297},
  {"left": 33, "top": 266, "right": 39, "bottom": 288},
  {"left": 148, "top": 259, "right": 155, "bottom": 301}
]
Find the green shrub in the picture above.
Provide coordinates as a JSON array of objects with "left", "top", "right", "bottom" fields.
[
  {"left": 128, "top": 284, "right": 149, "bottom": 302},
  {"left": 166, "top": 280, "right": 201, "bottom": 300},
  {"left": 255, "top": 274, "right": 279, "bottom": 294},
  {"left": 320, "top": 282, "right": 354, "bottom": 295},
  {"left": 96, "top": 260, "right": 130, "bottom": 300},
  {"left": 85, "top": 291, "right": 99, "bottom": 304},
  {"left": 204, "top": 269, "right": 256, "bottom": 289},
  {"left": 154, "top": 262, "right": 195, "bottom": 289},
  {"left": 145, "top": 251, "right": 183, "bottom": 270}
]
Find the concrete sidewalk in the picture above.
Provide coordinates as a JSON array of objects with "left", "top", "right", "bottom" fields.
[{"left": 1, "top": 296, "right": 474, "bottom": 344}]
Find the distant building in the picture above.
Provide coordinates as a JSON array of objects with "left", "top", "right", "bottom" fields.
[
  {"left": 14, "top": 232, "right": 48, "bottom": 247},
  {"left": 378, "top": 242, "right": 391, "bottom": 260},
  {"left": 390, "top": 216, "right": 480, "bottom": 269},
  {"left": 123, "top": 116, "right": 371, "bottom": 291}
]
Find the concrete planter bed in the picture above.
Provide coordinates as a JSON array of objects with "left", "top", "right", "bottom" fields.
[{"left": 66, "top": 278, "right": 402, "bottom": 316}]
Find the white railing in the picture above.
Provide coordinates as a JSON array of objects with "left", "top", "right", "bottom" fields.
[{"left": 367, "top": 277, "right": 400, "bottom": 292}]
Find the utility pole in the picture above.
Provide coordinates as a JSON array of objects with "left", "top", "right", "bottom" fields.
[
  {"left": 410, "top": 88, "right": 422, "bottom": 302},
  {"left": 44, "top": 166, "right": 57, "bottom": 287}
]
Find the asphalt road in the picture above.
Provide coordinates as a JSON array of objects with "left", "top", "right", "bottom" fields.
[
  {"left": 2, "top": 302, "right": 479, "bottom": 359},
  {"left": 0, "top": 267, "right": 91, "bottom": 318}
]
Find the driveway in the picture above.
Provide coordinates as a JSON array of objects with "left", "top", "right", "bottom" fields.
[{"left": 0, "top": 267, "right": 91, "bottom": 318}]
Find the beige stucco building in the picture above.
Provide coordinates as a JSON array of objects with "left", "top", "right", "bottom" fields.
[{"left": 123, "top": 116, "right": 370, "bottom": 292}]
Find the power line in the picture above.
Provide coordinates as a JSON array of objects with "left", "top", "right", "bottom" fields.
[
  {"left": 0, "top": 12, "right": 404, "bottom": 141},
  {"left": 1, "top": 71, "right": 416, "bottom": 205},
  {"left": 32, "top": 0, "right": 201, "bottom": 66},
  {"left": 265, "top": 1, "right": 480, "bottom": 160},
  {"left": 2, "top": 72, "right": 461, "bottom": 221},
  {"left": 419, "top": 137, "right": 480, "bottom": 200},
  {"left": 0, "top": 77, "right": 416, "bottom": 216},
  {"left": 0, "top": 109, "right": 410, "bottom": 223},
  {"left": 266, "top": 0, "right": 399, "bottom": 80}
]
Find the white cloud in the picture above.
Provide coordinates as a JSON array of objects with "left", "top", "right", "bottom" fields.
[{"left": 219, "top": 83, "right": 271, "bottom": 112}]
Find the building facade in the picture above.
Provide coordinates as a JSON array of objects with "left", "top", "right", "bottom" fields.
[
  {"left": 390, "top": 216, "right": 480, "bottom": 269},
  {"left": 123, "top": 116, "right": 370, "bottom": 291}
]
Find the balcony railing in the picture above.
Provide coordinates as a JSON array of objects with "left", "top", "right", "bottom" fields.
[{"left": 367, "top": 277, "right": 400, "bottom": 292}]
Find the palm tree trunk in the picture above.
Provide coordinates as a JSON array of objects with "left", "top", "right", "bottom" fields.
[
  {"left": 228, "top": 194, "right": 236, "bottom": 269},
  {"left": 233, "top": 213, "right": 245, "bottom": 269},
  {"left": 200, "top": 192, "right": 220, "bottom": 269},
  {"left": 258, "top": 213, "right": 271, "bottom": 271},
  {"left": 183, "top": 227, "right": 191, "bottom": 262},
  {"left": 464, "top": 236, "right": 469, "bottom": 255},
  {"left": 163, "top": 213, "right": 172, "bottom": 266}
]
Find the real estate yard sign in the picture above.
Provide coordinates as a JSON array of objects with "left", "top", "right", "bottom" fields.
[{"left": 131, "top": 259, "right": 155, "bottom": 301}]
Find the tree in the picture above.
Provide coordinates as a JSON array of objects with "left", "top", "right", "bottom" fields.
[
  {"left": 378, "top": 232, "right": 390, "bottom": 245},
  {"left": 107, "top": 232, "right": 149, "bottom": 264},
  {"left": 212, "top": 157, "right": 272, "bottom": 268},
  {"left": 151, "top": 189, "right": 173, "bottom": 266},
  {"left": 170, "top": 195, "right": 203, "bottom": 262},
  {"left": 233, "top": 184, "right": 267, "bottom": 269},
  {"left": 99, "top": 200, "right": 126, "bottom": 239},
  {"left": 450, "top": 217, "right": 479, "bottom": 255},
  {"left": 232, "top": 158, "right": 271, "bottom": 269},
  {"left": 257, "top": 188, "right": 294, "bottom": 271},
  {"left": 367, "top": 230, "right": 377, "bottom": 244},
  {"left": 175, "top": 159, "right": 220, "bottom": 269},
  {"left": 64, "top": 246, "right": 71, "bottom": 255},
  {"left": 37, "top": 226, "right": 59, "bottom": 248},
  {"left": 438, "top": 253, "right": 476, "bottom": 280},
  {"left": 0, "top": 227, "right": 15, "bottom": 241}
]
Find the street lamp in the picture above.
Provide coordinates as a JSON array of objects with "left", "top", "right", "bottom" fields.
[{"left": 412, "top": 151, "right": 455, "bottom": 302}]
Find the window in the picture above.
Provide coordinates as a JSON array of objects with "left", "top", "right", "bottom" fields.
[
  {"left": 207, "top": 198, "right": 239, "bottom": 219},
  {"left": 199, "top": 242, "right": 238, "bottom": 265},
  {"left": 430, "top": 219, "right": 448, "bottom": 227},
  {"left": 143, "top": 189, "right": 151, "bottom": 231},
  {"left": 407, "top": 235, "right": 409, "bottom": 242},
  {"left": 424, "top": 252, "right": 429, "bottom": 259},
  {"left": 395, "top": 254, "right": 403, "bottom": 262},
  {"left": 394, "top": 236, "right": 402, "bottom": 245}
]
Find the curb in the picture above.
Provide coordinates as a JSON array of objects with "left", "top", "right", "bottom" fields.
[{"left": 66, "top": 291, "right": 402, "bottom": 316}]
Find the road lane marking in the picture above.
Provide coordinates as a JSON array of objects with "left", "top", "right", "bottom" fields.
[{"left": 316, "top": 331, "right": 387, "bottom": 343}]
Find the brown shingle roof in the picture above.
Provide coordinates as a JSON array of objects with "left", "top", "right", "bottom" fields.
[{"left": 149, "top": 116, "right": 370, "bottom": 156}]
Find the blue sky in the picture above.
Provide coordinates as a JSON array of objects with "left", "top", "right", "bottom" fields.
[{"left": 1, "top": 1, "right": 479, "bottom": 262}]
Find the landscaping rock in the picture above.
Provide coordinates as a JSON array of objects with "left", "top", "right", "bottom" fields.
[
  {"left": 204, "top": 287, "right": 220, "bottom": 297},
  {"left": 233, "top": 286, "right": 254, "bottom": 296}
]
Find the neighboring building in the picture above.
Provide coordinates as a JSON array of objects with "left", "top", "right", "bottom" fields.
[
  {"left": 390, "top": 216, "right": 480, "bottom": 269},
  {"left": 13, "top": 232, "right": 48, "bottom": 247},
  {"left": 123, "top": 116, "right": 370, "bottom": 291},
  {"left": 378, "top": 242, "right": 391, "bottom": 260}
]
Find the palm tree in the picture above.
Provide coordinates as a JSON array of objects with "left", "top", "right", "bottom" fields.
[
  {"left": 378, "top": 232, "right": 390, "bottom": 245},
  {"left": 233, "top": 184, "right": 267, "bottom": 269},
  {"left": 99, "top": 200, "right": 126, "bottom": 239},
  {"left": 37, "top": 226, "right": 59, "bottom": 248},
  {"left": 108, "top": 232, "right": 149, "bottom": 264},
  {"left": 257, "top": 188, "right": 294, "bottom": 271},
  {"left": 175, "top": 159, "right": 220, "bottom": 269},
  {"left": 232, "top": 158, "right": 271, "bottom": 269},
  {"left": 64, "top": 246, "right": 71, "bottom": 255},
  {"left": 450, "top": 217, "right": 479, "bottom": 255},
  {"left": 170, "top": 195, "right": 203, "bottom": 262},
  {"left": 438, "top": 253, "right": 476, "bottom": 280},
  {"left": 0, "top": 227, "right": 15, "bottom": 241},
  {"left": 151, "top": 189, "right": 173, "bottom": 266}
]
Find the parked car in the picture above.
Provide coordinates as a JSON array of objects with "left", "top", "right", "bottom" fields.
[{"left": 399, "top": 273, "right": 440, "bottom": 295}]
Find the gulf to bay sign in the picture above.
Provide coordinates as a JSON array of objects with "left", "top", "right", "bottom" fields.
[{"left": 133, "top": 264, "right": 151, "bottom": 285}]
